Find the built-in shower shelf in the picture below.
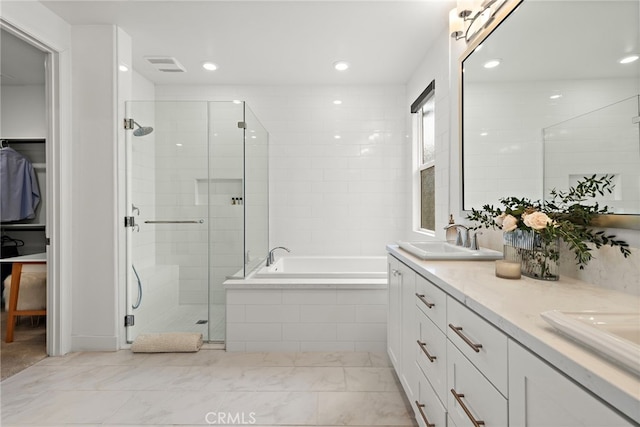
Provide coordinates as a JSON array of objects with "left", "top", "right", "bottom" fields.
[{"left": 195, "top": 178, "right": 242, "bottom": 205}]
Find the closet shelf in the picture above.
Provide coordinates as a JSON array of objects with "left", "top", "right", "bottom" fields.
[{"left": 1, "top": 224, "right": 46, "bottom": 230}]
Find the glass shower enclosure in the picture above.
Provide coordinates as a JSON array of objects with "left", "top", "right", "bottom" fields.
[{"left": 124, "top": 101, "right": 268, "bottom": 343}]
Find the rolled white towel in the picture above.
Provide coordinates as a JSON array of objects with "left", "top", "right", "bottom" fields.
[{"left": 131, "top": 332, "right": 203, "bottom": 353}]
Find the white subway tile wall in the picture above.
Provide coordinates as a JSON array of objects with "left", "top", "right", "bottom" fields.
[
  {"left": 157, "top": 85, "right": 408, "bottom": 256},
  {"left": 226, "top": 288, "right": 388, "bottom": 352}
]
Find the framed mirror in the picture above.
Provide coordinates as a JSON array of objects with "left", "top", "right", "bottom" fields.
[{"left": 460, "top": 0, "right": 640, "bottom": 229}]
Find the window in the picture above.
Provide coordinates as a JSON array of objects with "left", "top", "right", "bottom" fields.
[{"left": 411, "top": 81, "right": 436, "bottom": 232}]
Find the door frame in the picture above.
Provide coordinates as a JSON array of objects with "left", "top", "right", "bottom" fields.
[{"left": 0, "top": 19, "right": 69, "bottom": 356}]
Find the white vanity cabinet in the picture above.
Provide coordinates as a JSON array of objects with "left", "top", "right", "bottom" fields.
[
  {"left": 387, "top": 251, "right": 638, "bottom": 427},
  {"left": 509, "top": 340, "right": 635, "bottom": 427}
]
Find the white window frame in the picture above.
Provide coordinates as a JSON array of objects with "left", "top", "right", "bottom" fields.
[{"left": 411, "top": 81, "right": 436, "bottom": 235}]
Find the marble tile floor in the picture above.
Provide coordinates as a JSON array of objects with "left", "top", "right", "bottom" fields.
[{"left": 1, "top": 350, "right": 417, "bottom": 426}]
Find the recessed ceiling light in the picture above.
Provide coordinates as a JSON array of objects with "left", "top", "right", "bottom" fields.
[
  {"left": 480, "top": 132, "right": 488, "bottom": 136},
  {"left": 176, "top": 143, "right": 183, "bottom": 147},
  {"left": 333, "top": 61, "right": 350, "bottom": 71},
  {"left": 334, "top": 135, "right": 342, "bottom": 139},
  {"left": 119, "top": 64, "right": 129, "bottom": 72},
  {"left": 333, "top": 100, "right": 342, "bottom": 105},
  {"left": 550, "top": 94, "right": 562, "bottom": 100},
  {"left": 619, "top": 54, "right": 639, "bottom": 64},
  {"left": 483, "top": 59, "right": 501, "bottom": 69},
  {"left": 202, "top": 62, "right": 218, "bottom": 71}
]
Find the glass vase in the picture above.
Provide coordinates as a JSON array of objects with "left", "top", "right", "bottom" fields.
[{"left": 503, "top": 229, "right": 559, "bottom": 281}]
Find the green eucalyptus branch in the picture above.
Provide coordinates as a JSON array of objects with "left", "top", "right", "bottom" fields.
[{"left": 466, "top": 174, "right": 631, "bottom": 270}]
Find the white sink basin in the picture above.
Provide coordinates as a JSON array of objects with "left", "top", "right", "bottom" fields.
[
  {"left": 397, "top": 241, "right": 503, "bottom": 260},
  {"left": 541, "top": 310, "right": 640, "bottom": 375}
]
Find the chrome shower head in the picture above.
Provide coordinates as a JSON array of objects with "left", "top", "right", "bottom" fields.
[{"left": 133, "top": 121, "right": 154, "bottom": 137}]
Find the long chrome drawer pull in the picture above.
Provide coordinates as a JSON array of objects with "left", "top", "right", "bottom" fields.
[
  {"left": 415, "top": 293, "right": 435, "bottom": 308},
  {"left": 415, "top": 401, "right": 436, "bottom": 427},
  {"left": 144, "top": 220, "right": 204, "bottom": 224},
  {"left": 451, "top": 389, "right": 485, "bottom": 427},
  {"left": 448, "top": 324, "right": 483, "bottom": 353},
  {"left": 417, "top": 340, "right": 437, "bottom": 362}
]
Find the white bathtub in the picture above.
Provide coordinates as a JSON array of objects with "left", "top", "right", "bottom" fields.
[
  {"left": 252, "top": 256, "right": 387, "bottom": 279},
  {"left": 224, "top": 255, "right": 388, "bottom": 352}
]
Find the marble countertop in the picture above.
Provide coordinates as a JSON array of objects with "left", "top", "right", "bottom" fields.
[{"left": 387, "top": 245, "right": 640, "bottom": 424}]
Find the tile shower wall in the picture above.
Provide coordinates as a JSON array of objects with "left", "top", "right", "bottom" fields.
[{"left": 157, "top": 85, "right": 408, "bottom": 257}]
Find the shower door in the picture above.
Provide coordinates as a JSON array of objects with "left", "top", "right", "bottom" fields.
[
  {"left": 124, "top": 101, "right": 213, "bottom": 344},
  {"left": 124, "top": 100, "right": 265, "bottom": 345}
]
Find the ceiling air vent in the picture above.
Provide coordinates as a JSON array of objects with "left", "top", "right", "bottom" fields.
[{"left": 144, "top": 56, "right": 186, "bottom": 73}]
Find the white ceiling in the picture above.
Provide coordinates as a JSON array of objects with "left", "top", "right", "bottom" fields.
[{"left": 38, "top": 0, "right": 454, "bottom": 86}]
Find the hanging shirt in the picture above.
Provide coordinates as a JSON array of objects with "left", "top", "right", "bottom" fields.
[{"left": 0, "top": 147, "right": 41, "bottom": 222}]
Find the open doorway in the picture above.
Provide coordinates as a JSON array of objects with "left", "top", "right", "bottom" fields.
[{"left": 0, "top": 28, "right": 48, "bottom": 379}]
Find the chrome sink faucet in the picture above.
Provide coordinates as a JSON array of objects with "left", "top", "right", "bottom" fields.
[
  {"left": 443, "top": 223, "right": 470, "bottom": 248},
  {"left": 266, "top": 246, "right": 290, "bottom": 266}
]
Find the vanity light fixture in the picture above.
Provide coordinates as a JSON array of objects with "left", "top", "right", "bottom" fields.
[
  {"left": 202, "top": 62, "right": 218, "bottom": 71},
  {"left": 450, "top": 0, "right": 507, "bottom": 42},
  {"left": 619, "top": 54, "right": 639, "bottom": 64},
  {"left": 333, "top": 61, "right": 350, "bottom": 71},
  {"left": 483, "top": 59, "right": 501, "bottom": 69}
]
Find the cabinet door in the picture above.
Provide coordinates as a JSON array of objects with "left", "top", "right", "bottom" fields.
[
  {"left": 448, "top": 341, "right": 508, "bottom": 427},
  {"left": 447, "top": 296, "right": 508, "bottom": 394},
  {"left": 387, "top": 255, "right": 403, "bottom": 372},
  {"left": 415, "top": 375, "right": 448, "bottom": 427},
  {"left": 509, "top": 341, "right": 634, "bottom": 427},
  {"left": 416, "top": 308, "right": 448, "bottom": 404},
  {"left": 415, "top": 274, "right": 447, "bottom": 333},
  {"left": 400, "top": 259, "right": 417, "bottom": 401}
]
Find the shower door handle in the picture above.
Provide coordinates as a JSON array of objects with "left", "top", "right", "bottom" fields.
[{"left": 144, "top": 220, "right": 204, "bottom": 224}]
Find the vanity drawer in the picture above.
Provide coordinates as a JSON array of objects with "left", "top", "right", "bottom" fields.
[
  {"left": 416, "top": 308, "right": 448, "bottom": 404},
  {"left": 415, "top": 375, "right": 447, "bottom": 427},
  {"left": 447, "top": 341, "right": 507, "bottom": 427},
  {"left": 415, "top": 274, "right": 447, "bottom": 332},
  {"left": 446, "top": 296, "right": 508, "bottom": 394}
]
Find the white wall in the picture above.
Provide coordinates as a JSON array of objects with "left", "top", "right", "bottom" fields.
[
  {"left": 157, "top": 85, "right": 407, "bottom": 257},
  {"left": 405, "top": 30, "right": 466, "bottom": 241},
  {"left": 1, "top": 85, "right": 47, "bottom": 138},
  {"left": 70, "top": 25, "right": 132, "bottom": 350}
]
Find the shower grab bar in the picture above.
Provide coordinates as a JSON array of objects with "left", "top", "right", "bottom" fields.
[{"left": 144, "top": 220, "right": 204, "bottom": 224}]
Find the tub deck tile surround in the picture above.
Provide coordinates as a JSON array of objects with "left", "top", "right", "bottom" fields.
[
  {"left": 225, "top": 287, "right": 388, "bottom": 352},
  {"left": 1, "top": 350, "right": 416, "bottom": 426},
  {"left": 225, "top": 256, "right": 388, "bottom": 352}
]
